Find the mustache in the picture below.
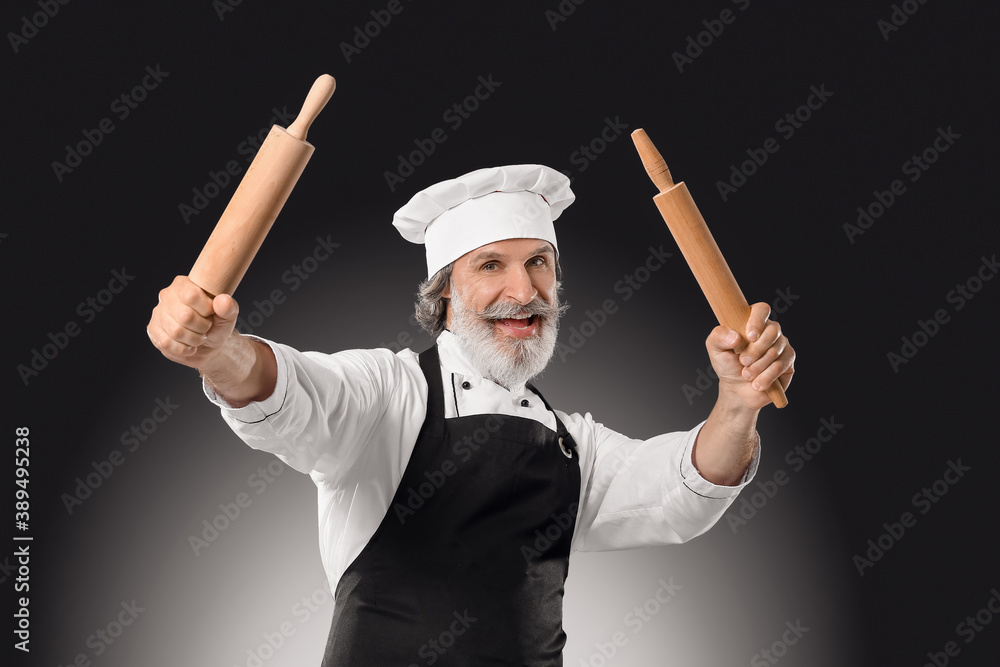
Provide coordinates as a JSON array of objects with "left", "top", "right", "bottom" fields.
[{"left": 475, "top": 296, "right": 567, "bottom": 321}]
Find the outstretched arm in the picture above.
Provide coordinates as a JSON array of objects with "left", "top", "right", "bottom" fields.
[{"left": 693, "top": 302, "right": 795, "bottom": 485}]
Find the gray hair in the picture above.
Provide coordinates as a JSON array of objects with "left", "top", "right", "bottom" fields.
[
  {"left": 414, "top": 264, "right": 454, "bottom": 336},
  {"left": 414, "top": 259, "right": 564, "bottom": 336}
]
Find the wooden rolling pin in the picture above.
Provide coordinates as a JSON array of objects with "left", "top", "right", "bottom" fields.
[
  {"left": 631, "top": 128, "right": 788, "bottom": 408},
  {"left": 188, "top": 74, "right": 336, "bottom": 297}
]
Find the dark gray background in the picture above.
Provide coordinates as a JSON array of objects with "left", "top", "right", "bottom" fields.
[{"left": 4, "top": 0, "right": 999, "bottom": 665}]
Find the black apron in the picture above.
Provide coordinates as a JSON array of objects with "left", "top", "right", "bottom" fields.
[{"left": 321, "top": 345, "right": 582, "bottom": 666}]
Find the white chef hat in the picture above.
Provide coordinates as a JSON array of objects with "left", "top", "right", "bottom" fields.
[{"left": 392, "top": 164, "right": 575, "bottom": 278}]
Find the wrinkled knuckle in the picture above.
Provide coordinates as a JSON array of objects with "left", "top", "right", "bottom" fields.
[
  {"left": 164, "top": 321, "right": 187, "bottom": 341},
  {"left": 180, "top": 282, "right": 202, "bottom": 303},
  {"left": 754, "top": 351, "right": 777, "bottom": 372},
  {"left": 175, "top": 307, "right": 199, "bottom": 328},
  {"left": 158, "top": 341, "right": 181, "bottom": 359}
]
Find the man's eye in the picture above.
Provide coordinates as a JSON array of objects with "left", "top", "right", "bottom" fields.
[
  {"left": 482, "top": 262, "right": 498, "bottom": 271},
  {"left": 529, "top": 257, "right": 547, "bottom": 267}
]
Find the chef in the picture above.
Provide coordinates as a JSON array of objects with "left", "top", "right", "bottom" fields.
[{"left": 146, "top": 164, "right": 795, "bottom": 665}]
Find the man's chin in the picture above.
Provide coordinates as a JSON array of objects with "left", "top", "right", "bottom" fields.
[{"left": 451, "top": 309, "right": 559, "bottom": 388}]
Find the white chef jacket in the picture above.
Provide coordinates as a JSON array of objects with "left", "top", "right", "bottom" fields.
[{"left": 204, "top": 330, "right": 759, "bottom": 592}]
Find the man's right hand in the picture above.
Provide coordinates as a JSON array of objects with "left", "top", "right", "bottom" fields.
[
  {"left": 147, "top": 275, "right": 239, "bottom": 370},
  {"left": 146, "top": 276, "right": 277, "bottom": 407}
]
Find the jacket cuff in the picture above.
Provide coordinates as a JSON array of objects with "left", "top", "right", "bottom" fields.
[
  {"left": 201, "top": 336, "right": 289, "bottom": 424},
  {"left": 678, "top": 420, "right": 760, "bottom": 500}
]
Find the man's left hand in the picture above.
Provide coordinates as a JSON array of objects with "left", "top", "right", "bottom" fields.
[{"left": 705, "top": 302, "right": 795, "bottom": 411}]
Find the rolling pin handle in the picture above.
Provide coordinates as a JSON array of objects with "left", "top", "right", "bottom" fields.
[
  {"left": 631, "top": 128, "right": 674, "bottom": 193},
  {"left": 767, "top": 382, "right": 788, "bottom": 409},
  {"left": 286, "top": 74, "right": 337, "bottom": 141}
]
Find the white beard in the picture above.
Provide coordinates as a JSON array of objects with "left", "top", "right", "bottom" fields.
[{"left": 447, "top": 286, "right": 565, "bottom": 389}]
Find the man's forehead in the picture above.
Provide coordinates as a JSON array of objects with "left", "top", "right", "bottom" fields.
[{"left": 460, "top": 239, "right": 555, "bottom": 264}]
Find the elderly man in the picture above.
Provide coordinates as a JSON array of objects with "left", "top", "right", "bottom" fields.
[{"left": 147, "top": 164, "right": 794, "bottom": 665}]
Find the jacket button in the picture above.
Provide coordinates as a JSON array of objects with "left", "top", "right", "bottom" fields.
[
  {"left": 461, "top": 381, "right": 471, "bottom": 390},
  {"left": 520, "top": 399, "right": 530, "bottom": 407}
]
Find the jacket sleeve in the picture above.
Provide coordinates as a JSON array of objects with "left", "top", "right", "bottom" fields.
[
  {"left": 566, "top": 412, "right": 760, "bottom": 552},
  {"left": 202, "top": 336, "right": 424, "bottom": 481}
]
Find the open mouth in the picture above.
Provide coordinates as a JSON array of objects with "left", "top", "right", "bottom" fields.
[{"left": 494, "top": 314, "right": 538, "bottom": 338}]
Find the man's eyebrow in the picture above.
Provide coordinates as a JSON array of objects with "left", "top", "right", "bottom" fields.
[
  {"left": 469, "top": 250, "right": 505, "bottom": 263},
  {"left": 467, "top": 245, "right": 554, "bottom": 264},
  {"left": 529, "top": 244, "right": 555, "bottom": 257}
]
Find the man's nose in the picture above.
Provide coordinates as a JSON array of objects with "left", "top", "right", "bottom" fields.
[{"left": 504, "top": 266, "right": 538, "bottom": 305}]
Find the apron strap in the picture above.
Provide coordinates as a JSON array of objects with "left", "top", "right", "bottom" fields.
[
  {"left": 527, "top": 381, "right": 578, "bottom": 455},
  {"left": 418, "top": 343, "right": 446, "bottom": 420}
]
